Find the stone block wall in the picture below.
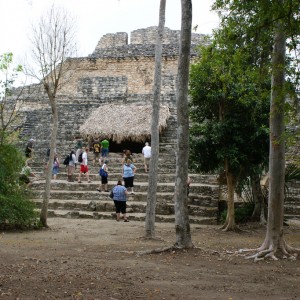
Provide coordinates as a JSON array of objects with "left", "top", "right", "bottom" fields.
[
  {"left": 58, "top": 56, "right": 178, "bottom": 98},
  {"left": 130, "top": 26, "right": 207, "bottom": 45},
  {"left": 13, "top": 26, "right": 206, "bottom": 158},
  {"left": 95, "top": 32, "right": 128, "bottom": 49}
]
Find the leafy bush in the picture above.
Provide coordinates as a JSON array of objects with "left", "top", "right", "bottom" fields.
[
  {"left": 220, "top": 202, "right": 255, "bottom": 224},
  {"left": 0, "top": 194, "right": 40, "bottom": 230},
  {"left": 0, "top": 143, "right": 40, "bottom": 230}
]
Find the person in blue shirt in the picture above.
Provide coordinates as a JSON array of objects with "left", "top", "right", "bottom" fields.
[
  {"left": 112, "top": 180, "right": 129, "bottom": 222},
  {"left": 122, "top": 159, "right": 137, "bottom": 194}
]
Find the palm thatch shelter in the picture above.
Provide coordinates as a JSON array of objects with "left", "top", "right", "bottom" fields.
[{"left": 79, "top": 104, "right": 171, "bottom": 143}]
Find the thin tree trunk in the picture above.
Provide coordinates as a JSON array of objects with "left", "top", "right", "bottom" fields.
[
  {"left": 240, "top": 4, "right": 300, "bottom": 259},
  {"left": 251, "top": 173, "right": 266, "bottom": 224},
  {"left": 222, "top": 159, "right": 237, "bottom": 231},
  {"left": 174, "top": 0, "right": 193, "bottom": 249},
  {"left": 261, "top": 18, "right": 286, "bottom": 250},
  {"left": 40, "top": 96, "right": 58, "bottom": 227},
  {"left": 145, "top": 0, "right": 166, "bottom": 238}
]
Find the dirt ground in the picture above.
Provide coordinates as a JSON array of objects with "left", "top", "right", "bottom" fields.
[{"left": 1, "top": 218, "right": 300, "bottom": 300}]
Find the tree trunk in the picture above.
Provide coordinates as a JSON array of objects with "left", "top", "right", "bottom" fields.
[
  {"left": 250, "top": 173, "right": 267, "bottom": 224},
  {"left": 222, "top": 159, "right": 237, "bottom": 231},
  {"left": 260, "top": 17, "right": 286, "bottom": 252},
  {"left": 40, "top": 96, "right": 58, "bottom": 227},
  {"left": 241, "top": 4, "right": 300, "bottom": 259},
  {"left": 174, "top": 0, "right": 193, "bottom": 249},
  {"left": 145, "top": 0, "right": 166, "bottom": 238}
]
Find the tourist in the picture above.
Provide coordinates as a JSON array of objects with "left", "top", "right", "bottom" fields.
[
  {"left": 25, "top": 138, "right": 35, "bottom": 163},
  {"left": 75, "top": 138, "right": 83, "bottom": 151},
  {"left": 123, "top": 159, "right": 137, "bottom": 194},
  {"left": 52, "top": 154, "right": 60, "bottom": 180},
  {"left": 78, "top": 147, "right": 91, "bottom": 183},
  {"left": 111, "top": 180, "right": 129, "bottom": 222},
  {"left": 67, "top": 150, "right": 76, "bottom": 182},
  {"left": 20, "top": 160, "right": 37, "bottom": 185},
  {"left": 100, "top": 139, "right": 109, "bottom": 164},
  {"left": 97, "top": 160, "right": 109, "bottom": 192},
  {"left": 121, "top": 149, "right": 133, "bottom": 165},
  {"left": 142, "top": 142, "right": 151, "bottom": 172},
  {"left": 92, "top": 139, "right": 101, "bottom": 166},
  {"left": 75, "top": 147, "right": 83, "bottom": 164}
]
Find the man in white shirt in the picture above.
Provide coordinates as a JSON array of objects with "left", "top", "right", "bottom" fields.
[
  {"left": 78, "top": 147, "right": 91, "bottom": 183},
  {"left": 142, "top": 142, "right": 151, "bottom": 172}
]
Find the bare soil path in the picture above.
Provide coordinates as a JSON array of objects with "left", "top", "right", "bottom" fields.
[{"left": 1, "top": 218, "right": 300, "bottom": 300}]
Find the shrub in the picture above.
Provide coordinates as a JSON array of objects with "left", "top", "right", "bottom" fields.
[
  {"left": 220, "top": 202, "right": 255, "bottom": 224},
  {"left": 0, "top": 194, "right": 40, "bottom": 230},
  {"left": 0, "top": 143, "right": 40, "bottom": 230}
]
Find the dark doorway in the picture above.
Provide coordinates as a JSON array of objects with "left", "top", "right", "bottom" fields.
[{"left": 109, "top": 140, "right": 148, "bottom": 154}]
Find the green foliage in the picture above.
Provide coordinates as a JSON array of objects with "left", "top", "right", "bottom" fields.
[
  {"left": 0, "top": 194, "right": 40, "bottom": 230},
  {"left": 0, "top": 144, "right": 24, "bottom": 193},
  {"left": 189, "top": 44, "right": 270, "bottom": 179},
  {"left": 0, "top": 52, "right": 24, "bottom": 145},
  {"left": 0, "top": 143, "right": 40, "bottom": 230},
  {"left": 220, "top": 203, "right": 255, "bottom": 224},
  {"left": 212, "top": 0, "right": 300, "bottom": 143},
  {"left": 0, "top": 52, "right": 39, "bottom": 230}
]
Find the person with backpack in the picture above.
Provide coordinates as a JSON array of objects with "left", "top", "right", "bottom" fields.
[
  {"left": 97, "top": 160, "right": 109, "bottom": 192},
  {"left": 78, "top": 147, "right": 91, "bottom": 183},
  {"left": 66, "top": 150, "right": 76, "bottom": 182},
  {"left": 75, "top": 147, "right": 83, "bottom": 164}
]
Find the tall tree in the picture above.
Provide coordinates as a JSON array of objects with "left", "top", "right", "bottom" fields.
[
  {"left": 189, "top": 44, "right": 270, "bottom": 231},
  {"left": 248, "top": 1, "right": 299, "bottom": 260},
  {"left": 28, "top": 5, "right": 77, "bottom": 227},
  {"left": 0, "top": 53, "right": 24, "bottom": 145},
  {"left": 173, "top": 0, "right": 193, "bottom": 248},
  {"left": 213, "top": 0, "right": 300, "bottom": 258},
  {"left": 145, "top": 0, "right": 166, "bottom": 238}
]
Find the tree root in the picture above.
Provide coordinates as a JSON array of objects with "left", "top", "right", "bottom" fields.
[
  {"left": 136, "top": 242, "right": 196, "bottom": 256},
  {"left": 220, "top": 223, "right": 241, "bottom": 232},
  {"left": 136, "top": 246, "right": 176, "bottom": 256},
  {"left": 138, "top": 236, "right": 165, "bottom": 242},
  {"left": 238, "top": 240, "right": 300, "bottom": 261}
]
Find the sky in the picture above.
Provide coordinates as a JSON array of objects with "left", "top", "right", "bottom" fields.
[{"left": 0, "top": 0, "right": 219, "bottom": 83}]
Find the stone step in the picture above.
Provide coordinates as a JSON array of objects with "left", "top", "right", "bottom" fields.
[
  {"left": 33, "top": 199, "right": 218, "bottom": 217},
  {"left": 31, "top": 171, "right": 218, "bottom": 185},
  {"left": 41, "top": 209, "right": 218, "bottom": 225},
  {"left": 30, "top": 179, "right": 219, "bottom": 194},
  {"left": 284, "top": 204, "right": 300, "bottom": 215},
  {"left": 285, "top": 195, "right": 300, "bottom": 205},
  {"left": 287, "top": 180, "right": 300, "bottom": 189},
  {"left": 284, "top": 214, "right": 300, "bottom": 221},
  {"left": 30, "top": 189, "right": 218, "bottom": 205}
]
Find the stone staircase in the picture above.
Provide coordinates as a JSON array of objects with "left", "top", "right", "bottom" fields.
[
  {"left": 29, "top": 151, "right": 221, "bottom": 224},
  {"left": 284, "top": 180, "right": 300, "bottom": 221}
]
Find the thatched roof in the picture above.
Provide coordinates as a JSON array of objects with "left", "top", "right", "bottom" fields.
[{"left": 79, "top": 104, "right": 171, "bottom": 143}]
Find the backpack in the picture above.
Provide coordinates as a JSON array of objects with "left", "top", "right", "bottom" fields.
[
  {"left": 63, "top": 155, "right": 70, "bottom": 166},
  {"left": 78, "top": 152, "right": 83, "bottom": 163},
  {"left": 99, "top": 166, "right": 107, "bottom": 177}
]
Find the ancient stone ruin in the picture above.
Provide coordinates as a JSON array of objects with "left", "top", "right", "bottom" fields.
[
  {"left": 10, "top": 27, "right": 299, "bottom": 223},
  {"left": 16, "top": 26, "right": 208, "bottom": 156}
]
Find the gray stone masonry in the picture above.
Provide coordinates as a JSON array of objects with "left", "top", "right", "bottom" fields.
[{"left": 9, "top": 26, "right": 300, "bottom": 222}]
